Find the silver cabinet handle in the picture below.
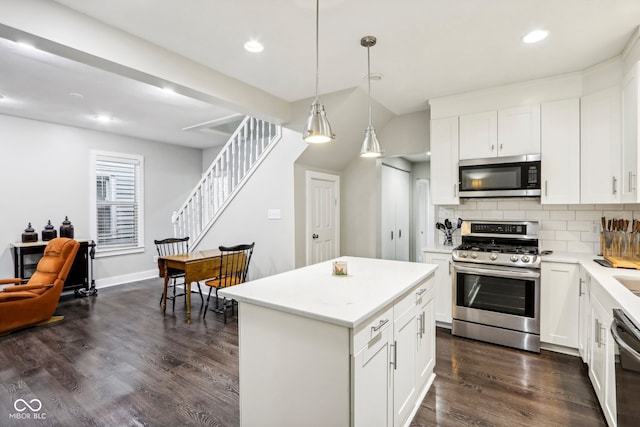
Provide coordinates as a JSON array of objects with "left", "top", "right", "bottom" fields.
[
  {"left": 417, "top": 316, "right": 422, "bottom": 338},
  {"left": 399, "top": 229, "right": 402, "bottom": 239},
  {"left": 416, "top": 288, "right": 427, "bottom": 297},
  {"left": 491, "top": 144, "right": 495, "bottom": 151},
  {"left": 499, "top": 143, "right": 503, "bottom": 151},
  {"left": 453, "top": 183, "right": 457, "bottom": 197},
  {"left": 421, "top": 312, "right": 425, "bottom": 336},
  {"left": 391, "top": 230, "right": 394, "bottom": 241},
  {"left": 545, "top": 180, "right": 548, "bottom": 197},
  {"left": 579, "top": 278, "right": 584, "bottom": 296},
  {"left": 390, "top": 340, "right": 397, "bottom": 370},
  {"left": 613, "top": 176, "right": 617, "bottom": 195},
  {"left": 371, "top": 319, "right": 389, "bottom": 332},
  {"left": 595, "top": 319, "right": 602, "bottom": 348}
]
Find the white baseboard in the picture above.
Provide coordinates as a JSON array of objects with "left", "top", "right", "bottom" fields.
[{"left": 95, "top": 269, "right": 158, "bottom": 289}]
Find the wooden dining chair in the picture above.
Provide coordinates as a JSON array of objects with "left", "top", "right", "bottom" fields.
[
  {"left": 154, "top": 237, "right": 203, "bottom": 312},
  {"left": 203, "top": 242, "right": 254, "bottom": 323}
]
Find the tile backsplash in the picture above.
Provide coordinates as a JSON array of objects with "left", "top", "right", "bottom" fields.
[{"left": 437, "top": 199, "right": 640, "bottom": 254}]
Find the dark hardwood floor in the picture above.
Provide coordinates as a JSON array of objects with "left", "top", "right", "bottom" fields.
[{"left": 0, "top": 278, "right": 605, "bottom": 426}]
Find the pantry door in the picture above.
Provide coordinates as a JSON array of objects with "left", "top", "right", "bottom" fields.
[
  {"left": 381, "top": 165, "right": 410, "bottom": 261},
  {"left": 306, "top": 171, "right": 340, "bottom": 265}
]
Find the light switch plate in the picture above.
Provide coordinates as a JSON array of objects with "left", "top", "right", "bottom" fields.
[{"left": 267, "top": 209, "right": 281, "bottom": 220}]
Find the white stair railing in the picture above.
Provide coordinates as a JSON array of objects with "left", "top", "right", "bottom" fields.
[{"left": 172, "top": 116, "right": 281, "bottom": 248}]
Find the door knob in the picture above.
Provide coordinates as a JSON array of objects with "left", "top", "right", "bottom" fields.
[{"left": 312, "top": 234, "right": 319, "bottom": 239}]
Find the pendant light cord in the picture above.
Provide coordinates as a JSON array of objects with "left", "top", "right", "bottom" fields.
[
  {"left": 314, "top": 0, "right": 320, "bottom": 103},
  {"left": 367, "top": 45, "right": 372, "bottom": 127}
]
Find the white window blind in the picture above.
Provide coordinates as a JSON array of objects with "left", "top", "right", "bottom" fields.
[{"left": 93, "top": 153, "right": 143, "bottom": 253}]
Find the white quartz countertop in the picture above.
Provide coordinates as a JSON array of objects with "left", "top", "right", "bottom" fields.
[
  {"left": 218, "top": 256, "right": 437, "bottom": 329},
  {"left": 542, "top": 252, "right": 640, "bottom": 327}
]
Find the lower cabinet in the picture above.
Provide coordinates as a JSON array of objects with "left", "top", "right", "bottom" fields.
[
  {"left": 424, "top": 251, "right": 452, "bottom": 325},
  {"left": 578, "top": 267, "right": 591, "bottom": 363},
  {"left": 540, "top": 262, "right": 579, "bottom": 348},
  {"left": 588, "top": 289, "right": 617, "bottom": 427},
  {"left": 353, "top": 275, "right": 436, "bottom": 427}
]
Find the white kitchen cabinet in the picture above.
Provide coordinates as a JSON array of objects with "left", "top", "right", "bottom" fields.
[
  {"left": 541, "top": 262, "right": 579, "bottom": 348},
  {"left": 416, "top": 287, "right": 435, "bottom": 390},
  {"left": 578, "top": 267, "right": 591, "bottom": 364},
  {"left": 497, "top": 104, "right": 541, "bottom": 157},
  {"left": 581, "top": 87, "right": 622, "bottom": 204},
  {"left": 541, "top": 98, "right": 580, "bottom": 204},
  {"left": 393, "top": 290, "right": 419, "bottom": 427},
  {"left": 424, "top": 251, "right": 452, "bottom": 325},
  {"left": 588, "top": 291, "right": 616, "bottom": 427},
  {"left": 622, "top": 62, "right": 639, "bottom": 203},
  {"left": 459, "top": 111, "right": 498, "bottom": 160},
  {"left": 353, "top": 316, "right": 393, "bottom": 427},
  {"left": 430, "top": 116, "right": 459, "bottom": 205},
  {"left": 382, "top": 165, "right": 410, "bottom": 261}
]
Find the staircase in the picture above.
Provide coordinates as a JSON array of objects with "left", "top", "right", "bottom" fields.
[{"left": 172, "top": 116, "right": 281, "bottom": 247}]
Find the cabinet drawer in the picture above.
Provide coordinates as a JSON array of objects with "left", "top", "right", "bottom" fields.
[{"left": 352, "top": 305, "right": 394, "bottom": 354}]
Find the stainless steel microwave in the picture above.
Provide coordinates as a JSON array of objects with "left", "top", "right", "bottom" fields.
[{"left": 458, "top": 154, "right": 541, "bottom": 198}]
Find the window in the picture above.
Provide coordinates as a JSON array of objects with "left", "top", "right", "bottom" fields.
[{"left": 91, "top": 151, "right": 144, "bottom": 256}]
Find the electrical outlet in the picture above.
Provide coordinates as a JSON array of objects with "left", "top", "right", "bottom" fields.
[{"left": 267, "top": 209, "right": 281, "bottom": 220}]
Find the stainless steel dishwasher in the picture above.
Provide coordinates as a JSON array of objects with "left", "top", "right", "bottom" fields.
[{"left": 611, "top": 308, "right": 640, "bottom": 426}]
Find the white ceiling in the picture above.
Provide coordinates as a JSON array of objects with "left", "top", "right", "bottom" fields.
[{"left": 1, "top": 0, "right": 640, "bottom": 149}]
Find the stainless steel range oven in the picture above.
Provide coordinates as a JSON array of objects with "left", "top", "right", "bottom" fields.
[{"left": 452, "top": 220, "right": 541, "bottom": 352}]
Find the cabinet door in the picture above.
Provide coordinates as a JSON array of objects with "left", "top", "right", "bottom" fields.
[
  {"left": 424, "top": 252, "right": 452, "bottom": 324},
  {"left": 416, "top": 285, "right": 435, "bottom": 390},
  {"left": 588, "top": 294, "right": 616, "bottom": 427},
  {"left": 393, "top": 298, "right": 417, "bottom": 427},
  {"left": 353, "top": 325, "right": 393, "bottom": 427},
  {"left": 498, "top": 104, "right": 541, "bottom": 157},
  {"left": 581, "top": 87, "right": 622, "bottom": 204},
  {"left": 622, "top": 63, "right": 639, "bottom": 203},
  {"left": 459, "top": 111, "right": 498, "bottom": 160},
  {"left": 577, "top": 268, "right": 591, "bottom": 363},
  {"left": 431, "top": 117, "right": 459, "bottom": 205},
  {"left": 541, "top": 99, "right": 580, "bottom": 204},
  {"left": 540, "top": 262, "right": 579, "bottom": 348}
]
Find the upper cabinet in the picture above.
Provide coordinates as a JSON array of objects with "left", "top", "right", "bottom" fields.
[
  {"left": 622, "top": 63, "right": 639, "bottom": 203},
  {"left": 580, "top": 87, "right": 622, "bottom": 204},
  {"left": 458, "top": 111, "right": 497, "bottom": 160},
  {"left": 431, "top": 116, "right": 459, "bottom": 205},
  {"left": 541, "top": 98, "right": 580, "bottom": 204},
  {"left": 497, "top": 105, "right": 541, "bottom": 157},
  {"left": 459, "top": 105, "right": 541, "bottom": 160}
]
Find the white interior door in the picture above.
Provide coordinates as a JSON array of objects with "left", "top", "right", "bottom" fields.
[
  {"left": 416, "top": 179, "right": 432, "bottom": 263},
  {"left": 306, "top": 171, "right": 340, "bottom": 265}
]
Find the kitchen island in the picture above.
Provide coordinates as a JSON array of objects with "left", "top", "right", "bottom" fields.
[{"left": 219, "top": 256, "right": 438, "bottom": 427}]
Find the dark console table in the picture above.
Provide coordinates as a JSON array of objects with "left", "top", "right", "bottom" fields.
[{"left": 10, "top": 239, "right": 96, "bottom": 297}]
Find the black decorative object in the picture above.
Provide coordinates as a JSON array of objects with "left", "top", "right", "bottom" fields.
[
  {"left": 60, "top": 216, "right": 74, "bottom": 238},
  {"left": 21, "top": 222, "right": 38, "bottom": 243},
  {"left": 42, "top": 220, "right": 57, "bottom": 241}
]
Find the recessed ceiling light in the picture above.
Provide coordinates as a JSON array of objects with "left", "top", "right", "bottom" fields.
[
  {"left": 365, "top": 73, "right": 384, "bottom": 81},
  {"left": 523, "top": 29, "right": 549, "bottom": 44},
  {"left": 95, "top": 114, "right": 112, "bottom": 123},
  {"left": 244, "top": 40, "right": 264, "bottom": 53},
  {"left": 69, "top": 92, "right": 84, "bottom": 99},
  {"left": 426, "top": 151, "right": 431, "bottom": 156}
]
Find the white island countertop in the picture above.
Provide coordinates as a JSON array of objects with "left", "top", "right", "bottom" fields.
[{"left": 218, "top": 256, "right": 437, "bottom": 329}]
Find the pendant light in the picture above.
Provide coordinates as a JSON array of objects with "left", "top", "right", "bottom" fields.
[
  {"left": 303, "top": 0, "right": 334, "bottom": 143},
  {"left": 360, "top": 36, "right": 382, "bottom": 158}
]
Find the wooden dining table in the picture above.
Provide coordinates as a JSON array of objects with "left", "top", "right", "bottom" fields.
[{"left": 158, "top": 249, "right": 221, "bottom": 323}]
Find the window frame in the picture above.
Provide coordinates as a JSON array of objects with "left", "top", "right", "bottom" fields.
[{"left": 90, "top": 150, "right": 145, "bottom": 257}]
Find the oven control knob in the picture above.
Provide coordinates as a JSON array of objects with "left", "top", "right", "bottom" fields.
[
  {"left": 521, "top": 255, "right": 530, "bottom": 263},
  {"left": 460, "top": 252, "right": 468, "bottom": 258},
  {"left": 470, "top": 252, "right": 478, "bottom": 259},
  {"left": 510, "top": 255, "right": 519, "bottom": 262},
  {"left": 490, "top": 253, "right": 498, "bottom": 261}
]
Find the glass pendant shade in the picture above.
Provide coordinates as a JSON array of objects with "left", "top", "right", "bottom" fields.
[
  {"left": 304, "top": 101, "right": 334, "bottom": 143},
  {"left": 360, "top": 126, "right": 382, "bottom": 158}
]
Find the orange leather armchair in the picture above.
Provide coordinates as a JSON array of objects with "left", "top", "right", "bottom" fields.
[{"left": 0, "top": 237, "right": 80, "bottom": 335}]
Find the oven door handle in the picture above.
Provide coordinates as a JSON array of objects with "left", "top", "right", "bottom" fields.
[
  {"left": 611, "top": 318, "right": 640, "bottom": 362},
  {"left": 453, "top": 263, "right": 540, "bottom": 280}
]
